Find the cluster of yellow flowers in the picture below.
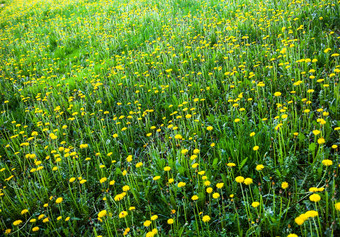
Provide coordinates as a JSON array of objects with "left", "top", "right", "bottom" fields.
[{"left": 0, "top": 0, "right": 339, "bottom": 236}]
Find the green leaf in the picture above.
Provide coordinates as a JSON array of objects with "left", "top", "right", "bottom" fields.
[
  {"left": 212, "top": 158, "right": 219, "bottom": 168},
  {"left": 309, "top": 143, "right": 316, "bottom": 152},
  {"left": 221, "top": 173, "right": 227, "bottom": 185},
  {"left": 298, "top": 133, "right": 306, "bottom": 142},
  {"left": 178, "top": 166, "right": 185, "bottom": 174},
  {"left": 239, "top": 157, "right": 248, "bottom": 170},
  {"left": 115, "top": 168, "right": 122, "bottom": 175}
]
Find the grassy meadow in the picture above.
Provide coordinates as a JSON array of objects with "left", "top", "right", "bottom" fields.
[{"left": 0, "top": 0, "right": 340, "bottom": 236}]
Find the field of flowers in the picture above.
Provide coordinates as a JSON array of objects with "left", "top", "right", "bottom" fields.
[{"left": 0, "top": 0, "right": 340, "bottom": 236}]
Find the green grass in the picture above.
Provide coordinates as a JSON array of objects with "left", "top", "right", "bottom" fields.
[{"left": 0, "top": 0, "right": 340, "bottom": 236}]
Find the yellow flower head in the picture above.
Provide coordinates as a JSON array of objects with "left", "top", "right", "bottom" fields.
[
  {"left": 299, "top": 213, "right": 308, "bottom": 221},
  {"left": 13, "top": 220, "right": 23, "bottom": 226},
  {"left": 144, "top": 220, "right": 151, "bottom": 227},
  {"left": 98, "top": 210, "right": 107, "bottom": 218},
  {"left": 49, "top": 133, "right": 57, "bottom": 140},
  {"left": 146, "top": 232, "right": 154, "bottom": 237},
  {"left": 309, "top": 194, "right": 321, "bottom": 202},
  {"left": 126, "top": 155, "right": 133, "bottom": 162},
  {"left": 202, "top": 215, "right": 211, "bottom": 222},
  {"left": 295, "top": 216, "right": 305, "bottom": 225},
  {"left": 216, "top": 183, "right": 224, "bottom": 189},
  {"left": 174, "top": 134, "right": 182, "bottom": 139},
  {"left": 309, "top": 187, "right": 319, "bottom": 192},
  {"left": 317, "top": 137, "right": 325, "bottom": 144},
  {"left": 178, "top": 182, "right": 186, "bottom": 188},
  {"left": 322, "top": 159, "right": 333, "bottom": 166},
  {"left": 335, "top": 202, "right": 340, "bottom": 211},
  {"left": 136, "top": 162, "right": 143, "bottom": 168},
  {"left": 227, "top": 163, "right": 236, "bottom": 167},
  {"left": 181, "top": 149, "right": 189, "bottom": 155},
  {"left": 244, "top": 178, "right": 253, "bottom": 185},
  {"left": 305, "top": 210, "right": 318, "bottom": 218},
  {"left": 281, "top": 182, "right": 289, "bottom": 189},
  {"left": 256, "top": 164, "right": 264, "bottom": 171},
  {"left": 235, "top": 176, "right": 244, "bottom": 183},
  {"left": 21, "top": 209, "right": 29, "bottom": 215},
  {"left": 55, "top": 197, "right": 63, "bottom": 204},
  {"left": 119, "top": 211, "right": 128, "bottom": 218},
  {"left": 122, "top": 185, "right": 130, "bottom": 191},
  {"left": 191, "top": 195, "right": 199, "bottom": 201},
  {"left": 212, "top": 193, "right": 220, "bottom": 199}
]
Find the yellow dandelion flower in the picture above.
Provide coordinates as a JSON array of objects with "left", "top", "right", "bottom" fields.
[
  {"left": 212, "top": 193, "right": 220, "bottom": 199},
  {"left": 317, "top": 137, "right": 325, "bottom": 144},
  {"left": 335, "top": 202, "right": 340, "bottom": 211},
  {"left": 122, "top": 185, "right": 130, "bottom": 191},
  {"left": 281, "top": 182, "right": 289, "bottom": 189},
  {"left": 305, "top": 210, "right": 318, "bottom": 218},
  {"left": 295, "top": 217, "right": 305, "bottom": 225},
  {"left": 55, "top": 197, "right": 63, "bottom": 204},
  {"left": 322, "top": 159, "right": 333, "bottom": 166},
  {"left": 21, "top": 209, "right": 29, "bottom": 215},
  {"left": 202, "top": 215, "right": 211, "bottom": 222},
  {"left": 13, "top": 220, "right": 22, "bottom": 226},
  {"left": 178, "top": 182, "right": 186, "bottom": 188},
  {"left": 100, "top": 177, "right": 107, "bottom": 183},
  {"left": 98, "top": 210, "right": 107, "bottom": 218},
  {"left": 235, "top": 176, "right": 244, "bottom": 183},
  {"left": 244, "top": 178, "right": 253, "bottom": 185},
  {"left": 144, "top": 220, "right": 151, "bottom": 227},
  {"left": 309, "top": 194, "right": 321, "bottom": 202},
  {"left": 119, "top": 211, "right": 128, "bottom": 218},
  {"left": 191, "top": 195, "right": 199, "bottom": 201},
  {"left": 216, "top": 183, "right": 224, "bottom": 189}
]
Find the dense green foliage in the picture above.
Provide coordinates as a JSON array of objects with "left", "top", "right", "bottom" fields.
[{"left": 0, "top": 0, "right": 340, "bottom": 236}]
